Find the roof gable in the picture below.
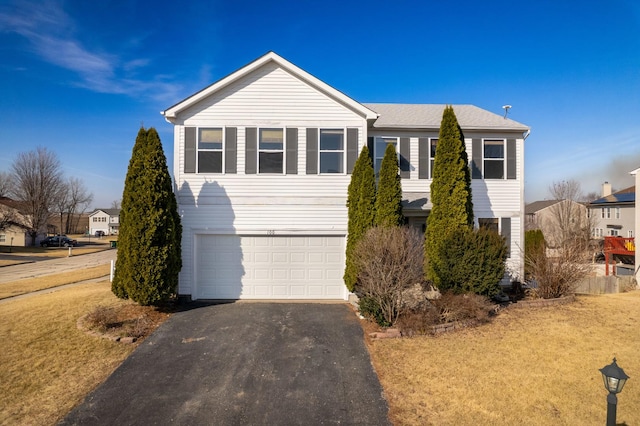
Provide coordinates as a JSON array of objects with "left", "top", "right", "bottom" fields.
[
  {"left": 90, "top": 209, "right": 120, "bottom": 217},
  {"left": 162, "top": 52, "right": 378, "bottom": 122}
]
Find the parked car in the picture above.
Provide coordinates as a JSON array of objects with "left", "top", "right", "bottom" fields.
[
  {"left": 40, "top": 236, "right": 78, "bottom": 247},
  {"left": 95, "top": 230, "right": 105, "bottom": 237}
]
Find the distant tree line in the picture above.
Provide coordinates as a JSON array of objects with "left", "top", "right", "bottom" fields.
[{"left": 0, "top": 147, "right": 93, "bottom": 245}]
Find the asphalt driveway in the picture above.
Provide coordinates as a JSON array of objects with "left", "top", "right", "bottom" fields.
[{"left": 61, "top": 303, "right": 390, "bottom": 425}]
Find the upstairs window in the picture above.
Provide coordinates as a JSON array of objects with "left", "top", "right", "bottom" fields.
[
  {"left": 429, "top": 138, "right": 438, "bottom": 178},
  {"left": 259, "top": 128, "right": 284, "bottom": 173},
  {"left": 198, "top": 128, "right": 223, "bottom": 173},
  {"left": 483, "top": 139, "right": 505, "bottom": 179},
  {"left": 374, "top": 137, "right": 398, "bottom": 175},
  {"left": 319, "top": 129, "right": 344, "bottom": 173}
]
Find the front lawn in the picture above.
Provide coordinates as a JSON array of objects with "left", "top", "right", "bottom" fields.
[
  {"left": 0, "top": 281, "right": 169, "bottom": 425},
  {"left": 367, "top": 291, "right": 640, "bottom": 425}
]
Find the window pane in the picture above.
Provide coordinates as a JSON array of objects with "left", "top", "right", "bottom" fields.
[
  {"left": 198, "top": 151, "right": 222, "bottom": 173},
  {"left": 320, "top": 152, "right": 343, "bottom": 173},
  {"left": 484, "top": 141, "right": 504, "bottom": 158},
  {"left": 320, "top": 129, "right": 344, "bottom": 150},
  {"left": 259, "top": 152, "right": 283, "bottom": 173},
  {"left": 260, "top": 128, "right": 283, "bottom": 144},
  {"left": 430, "top": 139, "right": 438, "bottom": 158},
  {"left": 484, "top": 160, "right": 504, "bottom": 179},
  {"left": 199, "top": 128, "right": 222, "bottom": 149},
  {"left": 479, "top": 218, "right": 499, "bottom": 233}
]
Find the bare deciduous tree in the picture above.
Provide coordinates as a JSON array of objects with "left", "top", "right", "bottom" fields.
[
  {"left": 10, "top": 147, "right": 64, "bottom": 245},
  {"left": 111, "top": 199, "right": 121, "bottom": 209},
  {"left": 526, "top": 180, "right": 595, "bottom": 298},
  {"left": 65, "top": 177, "right": 93, "bottom": 233},
  {"left": 547, "top": 180, "right": 594, "bottom": 248},
  {"left": 0, "top": 171, "right": 14, "bottom": 198},
  {"left": 354, "top": 226, "right": 424, "bottom": 325}
]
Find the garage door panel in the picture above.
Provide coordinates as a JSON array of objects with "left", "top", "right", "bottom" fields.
[{"left": 197, "top": 235, "right": 345, "bottom": 300}]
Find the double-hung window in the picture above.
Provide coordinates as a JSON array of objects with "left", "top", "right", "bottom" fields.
[
  {"left": 374, "top": 137, "right": 398, "bottom": 175},
  {"left": 478, "top": 218, "right": 499, "bottom": 233},
  {"left": 429, "top": 138, "right": 438, "bottom": 178},
  {"left": 198, "top": 128, "right": 223, "bottom": 173},
  {"left": 259, "top": 128, "right": 284, "bottom": 173},
  {"left": 319, "top": 129, "right": 344, "bottom": 173},
  {"left": 483, "top": 139, "right": 505, "bottom": 179}
]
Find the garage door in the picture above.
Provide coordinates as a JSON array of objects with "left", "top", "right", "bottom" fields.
[{"left": 196, "top": 235, "right": 346, "bottom": 300}]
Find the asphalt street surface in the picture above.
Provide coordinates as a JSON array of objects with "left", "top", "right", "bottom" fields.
[
  {"left": 0, "top": 249, "right": 116, "bottom": 284},
  {"left": 61, "top": 302, "right": 391, "bottom": 425}
]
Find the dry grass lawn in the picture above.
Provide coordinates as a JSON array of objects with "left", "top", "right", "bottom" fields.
[
  {"left": 0, "top": 281, "right": 166, "bottom": 425},
  {"left": 368, "top": 291, "right": 640, "bottom": 425},
  {"left": 0, "top": 265, "right": 110, "bottom": 299}
]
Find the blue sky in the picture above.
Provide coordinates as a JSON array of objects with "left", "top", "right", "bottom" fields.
[{"left": 1, "top": 0, "right": 639, "bottom": 209}]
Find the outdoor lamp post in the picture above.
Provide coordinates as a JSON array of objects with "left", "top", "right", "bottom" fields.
[{"left": 600, "top": 358, "right": 629, "bottom": 426}]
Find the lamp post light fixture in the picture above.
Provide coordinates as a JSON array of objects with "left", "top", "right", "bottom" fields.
[{"left": 600, "top": 358, "right": 629, "bottom": 426}]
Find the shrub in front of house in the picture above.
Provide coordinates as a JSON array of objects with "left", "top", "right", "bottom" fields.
[
  {"left": 432, "top": 227, "right": 507, "bottom": 297},
  {"left": 354, "top": 226, "right": 424, "bottom": 326},
  {"left": 396, "top": 292, "right": 494, "bottom": 336},
  {"left": 524, "top": 229, "right": 545, "bottom": 279}
]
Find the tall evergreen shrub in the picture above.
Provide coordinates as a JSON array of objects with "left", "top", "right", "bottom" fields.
[
  {"left": 432, "top": 227, "right": 507, "bottom": 296},
  {"left": 525, "top": 229, "right": 546, "bottom": 278},
  {"left": 112, "top": 127, "right": 182, "bottom": 306},
  {"left": 425, "top": 106, "right": 474, "bottom": 286},
  {"left": 375, "top": 143, "right": 403, "bottom": 228},
  {"left": 344, "top": 146, "right": 376, "bottom": 292}
]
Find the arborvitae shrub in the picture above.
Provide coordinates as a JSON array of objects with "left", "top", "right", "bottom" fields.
[
  {"left": 344, "top": 146, "right": 375, "bottom": 292},
  {"left": 375, "top": 143, "right": 403, "bottom": 228},
  {"left": 112, "top": 127, "right": 182, "bottom": 306},
  {"left": 525, "top": 229, "right": 546, "bottom": 278},
  {"left": 425, "top": 106, "right": 473, "bottom": 286}
]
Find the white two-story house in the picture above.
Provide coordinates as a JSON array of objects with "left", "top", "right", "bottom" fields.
[
  {"left": 162, "top": 52, "right": 530, "bottom": 301},
  {"left": 89, "top": 209, "right": 120, "bottom": 236}
]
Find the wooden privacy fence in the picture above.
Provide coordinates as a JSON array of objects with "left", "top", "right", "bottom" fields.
[{"left": 574, "top": 276, "right": 636, "bottom": 295}]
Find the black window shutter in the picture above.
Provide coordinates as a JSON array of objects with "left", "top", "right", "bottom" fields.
[
  {"left": 399, "top": 137, "right": 410, "bottom": 178},
  {"left": 418, "top": 137, "right": 428, "bottom": 179},
  {"left": 346, "top": 128, "right": 359, "bottom": 173},
  {"left": 306, "top": 128, "right": 318, "bottom": 174},
  {"left": 225, "top": 127, "right": 237, "bottom": 174},
  {"left": 507, "top": 139, "right": 516, "bottom": 179},
  {"left": 472, "top": 138, "right": 482, "bottom": 179},
  {"left": 501, "top": 217, "right": 511, "bottom": 258},
  {"left": 367, "top": 137, "right": 374, "bottom": 160},
  {"left": 245, "top": 127, "right": 257, "bottom": 174},
  {"left": 286, "top": 128, "right": 298, "bottom": 174},
  {"left": 184, "top": 127, "right": 196, "bottom": 173}
]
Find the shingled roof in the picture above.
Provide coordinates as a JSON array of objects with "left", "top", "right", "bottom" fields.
[
  {"left": 364, "top": 103, "right": 529, "bottom": 131},
  {"left": 589, "top": 186, "right": 636, "bottom": 205}
]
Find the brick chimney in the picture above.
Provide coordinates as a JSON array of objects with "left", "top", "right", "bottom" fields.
[{"left": 602, "top": 181, "right": 612, "bottom": 197}]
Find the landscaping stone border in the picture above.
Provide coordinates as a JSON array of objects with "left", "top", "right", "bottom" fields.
[
  {"left": 76, "top": 315, "right": 138, "bottom": 344},
  {"left": 507, "top": 294, "right": 575, "bottom": 309}
]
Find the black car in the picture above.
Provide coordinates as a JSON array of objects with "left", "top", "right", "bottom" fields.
[
  {"left": 40, "top": 236, "right": 78, "bottom": 247},
  {"left": 95, "top": 230, "right": 105, "bottom": 237}
]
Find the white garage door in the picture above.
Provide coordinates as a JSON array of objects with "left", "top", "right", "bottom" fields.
[{"left": 196, "top": 235, "right": 346, "bottom": 300}]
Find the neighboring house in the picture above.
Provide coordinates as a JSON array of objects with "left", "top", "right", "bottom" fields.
[
  {"left": 588, "top": 183, "right": 635, "bottom": 239},
  {"left": 525, "top": 199, "right": 588, "bottom": 248},
  {"left": 161, "top": 51, "right": 530, "bottom": 301},
  {"left": 631, "top": 169, "right": 639, "bottom": 280},
  {"left": 0, "top": 198, "right": 32, "bottom": 247},
  {"left": 89, "top": 209, "right": 121, "bottom": 235}
]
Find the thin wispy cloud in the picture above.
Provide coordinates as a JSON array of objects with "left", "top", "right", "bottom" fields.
[{"left": 0, "top": 0, "right": 183, "bottom": 102}]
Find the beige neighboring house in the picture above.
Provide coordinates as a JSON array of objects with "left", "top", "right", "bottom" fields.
[
  {"left": 0, "top": 198, "right": 31, "bottom": 247},
  {"left": 525, "top": 199, "right": 588, "bottom": 248},
  {"left": 587, "top": 182, "right": 635, "bottom": 239},
  {"left": 89, "top": 209, "right": 121, "bottom": 236}
]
